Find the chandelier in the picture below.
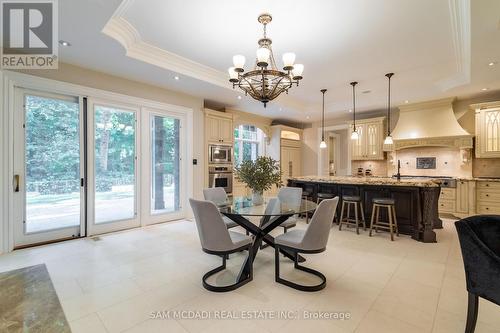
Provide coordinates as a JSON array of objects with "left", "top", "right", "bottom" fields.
[{"left": 228, "top": 13, "right": 304, "bottom": 107}]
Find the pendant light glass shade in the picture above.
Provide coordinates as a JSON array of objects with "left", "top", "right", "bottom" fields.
[
  {"left": 383, "top": 135, "right": 393, "bottom": 145},
  {"left": 256, "top": 47, "right": 270, "bottom": 66},
  {"left": 319, "top": 89, "right": 327, "bottom": 149},
  {"left": 351, "top": 130, "right": 359, "bottom": 140},
  {"left": 232, "top": 55, "right": 246, "bottom": 70}
]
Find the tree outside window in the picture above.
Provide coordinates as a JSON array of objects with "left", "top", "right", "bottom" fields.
[{"left": 234, "top": 125, "right": 265, "bottom": 165}]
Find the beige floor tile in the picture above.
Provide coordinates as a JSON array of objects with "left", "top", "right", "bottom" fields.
[
  {"left": 123, "top": 318, "right": 188, "bottom": 333},
  {"left": 69, "top": 313, "right": 107, "bottom": 333},
  {"left": 355, "top": 309, "right": 424, "bottom": 333}
]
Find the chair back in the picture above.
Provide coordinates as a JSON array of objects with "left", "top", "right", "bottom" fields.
[
  {"left": 301, "top": 197, "right": 339, "bottom": 250},
  {"left": 278, "top": 187, "right": 303, "bottom": 206},
  {"left": 203, "top": 187, "right": 228, "bottom": 205},
  {"left": 455, "top": 215, "right": 500, "bottom": 305},
  {"left": 264, "top": 197, "right": 280, "bottom": 215},
  {"left": 189, "top": 198, "right": 234, "bottom": 252}
]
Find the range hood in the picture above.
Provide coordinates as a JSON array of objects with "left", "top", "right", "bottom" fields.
[{"left": 391, "top": 97, "right": 473, "bottom": 150}]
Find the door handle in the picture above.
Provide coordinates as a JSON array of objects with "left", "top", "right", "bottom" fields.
[{"left": 14, "top": 174, "right": 20, "bottom": 192}]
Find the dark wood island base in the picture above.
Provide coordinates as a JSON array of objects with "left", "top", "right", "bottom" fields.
[{"left": 288, "top": 177, "right": 442, "bottom": 243}]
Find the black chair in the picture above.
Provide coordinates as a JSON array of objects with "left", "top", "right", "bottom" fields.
[{"left": 455, "top": 215, "right": 500, "bottom": 333}]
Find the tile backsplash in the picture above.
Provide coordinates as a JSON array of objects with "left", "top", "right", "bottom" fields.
[
  {"left": 351, "top": 160, "right": 388, "bottom": 176},
  {"left": 473, "top": 158, "right": 500, "bottom": 178},
  {"left": 387, "top": 147, "right": 472, "bottom": 178}
]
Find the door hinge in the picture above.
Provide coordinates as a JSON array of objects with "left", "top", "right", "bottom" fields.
[{"left": 80, "top": 178, "right": 84, "bottom": 187}]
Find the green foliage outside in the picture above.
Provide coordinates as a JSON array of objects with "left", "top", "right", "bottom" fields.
[{"left": 234, "top": 156, "right": 283, "bottom": 194}]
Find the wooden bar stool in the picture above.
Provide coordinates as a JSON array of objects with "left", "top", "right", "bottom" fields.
[
  {"left": 317, "top": 193, "right": 337, "bottom": 224},
  {"left": 369, "top": 198, "right": 399, "bottom": 241},
  {"left": 338, "top": 195, "right": 366, "bottom": 234}
]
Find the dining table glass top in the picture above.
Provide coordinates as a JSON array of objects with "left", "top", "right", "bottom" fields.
[{"left": 217, "top": 196, "right": 318, "bottom": 217}]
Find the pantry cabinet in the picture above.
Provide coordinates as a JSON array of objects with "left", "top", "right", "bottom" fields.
[
  {"left": 472, "top": 101, "right": 500, "bottom": 158},
  {"left": 349, "top": 117, "right": 385, "bottom": 160}
]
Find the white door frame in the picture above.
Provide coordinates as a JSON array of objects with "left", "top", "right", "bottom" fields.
[
  {"left": 87, "top": 98, "right": 141, "bottom": 236},
  {"left": 12, "top": 87, "right": 84, "bottom": 248},
  {"left": 141, "top": 107, "right": 188, "bottom": 225}
]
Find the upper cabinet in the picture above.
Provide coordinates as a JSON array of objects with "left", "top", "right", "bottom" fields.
[
  {"left": 472, "top": 101, "right": 500, "bottom": 158},
  {"left": 205, "top": 109, "right": 233, "bottom": 144},
  {"left": 349, "top": 117, "right": 385, "bottom": 160}
]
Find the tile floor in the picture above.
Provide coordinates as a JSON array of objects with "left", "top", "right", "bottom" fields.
[{"left": 0, "top": 218, "right": 499, "bottom": 333}]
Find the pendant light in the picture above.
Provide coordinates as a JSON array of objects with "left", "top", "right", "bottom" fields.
[
  {"left": 383, "top": 73, "right": 395, "bottom": 147},
  {"left": 350, "top": 81, "right": 359, "bottom": 140},
  {"left": 319, "top": 89, "right": 327, "bottom": 149}
]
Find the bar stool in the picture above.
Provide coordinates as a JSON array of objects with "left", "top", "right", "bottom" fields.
[
  {"left": 317, "top": 192, "right": 337, "bottom": 224},
  {"left": 369, "top": 198, "right": 399, "bottom": 241},
  {"left": 338, "top": 195, "right": 366, "bottom": 234}
]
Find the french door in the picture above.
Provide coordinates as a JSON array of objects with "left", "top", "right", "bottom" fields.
[
  {"left": 13, "top": 88, "right": 84, "bottom": 247},
  {"left": 87, "top": 100, "right": 140, "bottom": 235},
  {"left": 141, "top": 108, "right": 185, "bottom": 224}
]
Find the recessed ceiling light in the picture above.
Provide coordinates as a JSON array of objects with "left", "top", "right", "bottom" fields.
[
  {"left": 488, "top": 62, "right": 497, "bottom": 66},
  {"left": 59, "top": 40, "right": 71, "bottom": 46},
  {"left": 279, "top": 107, "right": 282, "bottom": 111},
  {"left": 348, "top": 109, "right": 352, "bottom": 113},
  {"left": 481, "top": 87, "right": 489, "bottom": 91},
  {"left": 237, "top": 95, "right": 242, "bottom": 100},
  {"left": 174, "top": 76, "right": 180, "bottom": 80},
  {"left": 306, "top": 116, "right": 310, "bottom": 119},
  {"left": 405, "top": 100, "right": 409, "bottom": 104}
]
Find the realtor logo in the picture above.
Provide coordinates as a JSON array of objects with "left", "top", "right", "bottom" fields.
[{"left": 1, "top": 0, "right": 58, "bottom": 69}]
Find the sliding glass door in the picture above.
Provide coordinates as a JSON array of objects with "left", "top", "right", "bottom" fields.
[
  {"left": 13, "top": 89, "right": 84, "bottom": 247},
  {"left": 88, "top": 101, "right": 140, "bottom": 235}
]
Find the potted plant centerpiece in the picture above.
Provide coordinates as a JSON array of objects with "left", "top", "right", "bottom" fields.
[{"left": 234, "top": 156, "right": 283, "bottom": 205}]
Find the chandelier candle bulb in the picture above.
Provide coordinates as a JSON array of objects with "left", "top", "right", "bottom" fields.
[
  {"left": 228, "top": 67, "right": 238, "bottom": 82},
  {"left": 292, "top": 64, "right": 304, "bottom": 80},
  {"left": 232, "top": 55, "right": 246, "bottom": 72},
  {"left": 256, "top": 48, "right": 271, "bottom": 67},
  {"left": 282, "top": 52, "right": 296, "bottom": 70}
]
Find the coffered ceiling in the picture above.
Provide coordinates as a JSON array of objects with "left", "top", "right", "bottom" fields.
[{"left": 58, "top": 0, "right": 500, "bottom": 121}]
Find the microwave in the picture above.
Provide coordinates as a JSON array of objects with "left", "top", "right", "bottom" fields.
[{"left": 208, "top": 145, "right": 233, "bottom": 164}]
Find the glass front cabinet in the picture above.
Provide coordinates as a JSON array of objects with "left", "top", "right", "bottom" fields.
[{"left": 473, "top": 102, "right": 500, "bottom": 158}]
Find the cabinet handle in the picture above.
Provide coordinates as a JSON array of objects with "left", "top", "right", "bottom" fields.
[
  {"left": 486, "top": 207, "right": 489, "bottom": 210},
  {"left": 486, "top": 184, "right": 490, "bottom": 187},
  {"left": 486, "top": 194, "right": 489, "bottom": 197}
]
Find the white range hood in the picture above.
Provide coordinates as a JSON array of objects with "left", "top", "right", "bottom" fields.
[{"left": 391, "top": 97, "right": 473, "bottom": 150}]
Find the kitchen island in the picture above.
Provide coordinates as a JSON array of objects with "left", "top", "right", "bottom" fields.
[{"left": 288, "top": 176, "right": 442, "bottom": 243}]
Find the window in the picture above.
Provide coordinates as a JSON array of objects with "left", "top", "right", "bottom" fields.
[{"left": 234, "top": 125, "right": 265, "bottom": 165}]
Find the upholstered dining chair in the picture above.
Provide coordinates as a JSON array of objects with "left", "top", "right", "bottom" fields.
[
  {"left": 455, "top": 215, "right": 500, "bottom": 333},
  {"left": 203, "top": 187, "right": 239, "bottom": 230},
  {"left": 274, "top": 197, "right": 339, "bottom": 292},
  {"left": 189, "top": 198, "right": 253, "bottom": 292},
  {"left": 277, "top": 187, "right": 303, "bottom": 233}
]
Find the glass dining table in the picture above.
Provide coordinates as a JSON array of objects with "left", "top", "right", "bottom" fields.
[{"left": 217, "top": 196, "right": 318, "bottom": 284}]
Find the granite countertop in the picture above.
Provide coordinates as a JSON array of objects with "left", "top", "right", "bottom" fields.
[
  {"left": 457, "top": 177, "right": 500, "bottom": 182},
  {"left": 290, "top": 176, "right": 440, "bottom": 187}
]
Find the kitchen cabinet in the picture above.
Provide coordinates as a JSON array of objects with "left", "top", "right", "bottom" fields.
[
  {"left": 476, "top": 181, "right": 500, "bottom": 214},
  {"left": 472, "top": 101, "right": 500, "bottom": 158},
  {"left": 205, "top": 109, "right": 233, "bottom": 144},
  {"left": 349, "top": 117, "right": 385, "bottom": 160},
  {"left": 438, "top": 188, "right": 456, "bottom": 214},
  {"left": 281, "top": 139, "right": 301, "bottom": 182}
]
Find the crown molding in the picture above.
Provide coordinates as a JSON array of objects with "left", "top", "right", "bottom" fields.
[
  {"left": 102, "top": 0, "right": 230, "bottom": 89},
  {"left": 435, "top": 0, "right": 471, "bottom": 91}
]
